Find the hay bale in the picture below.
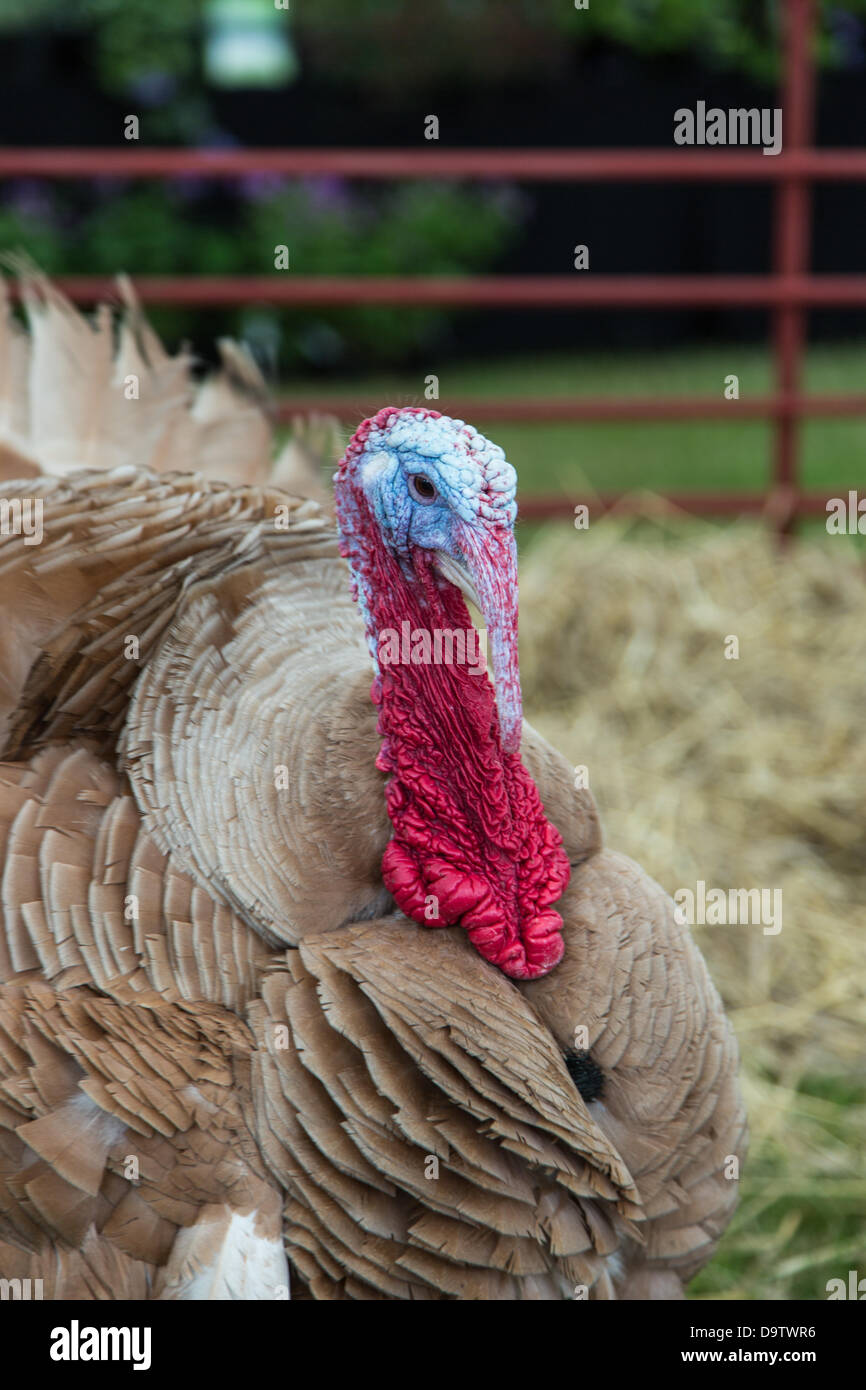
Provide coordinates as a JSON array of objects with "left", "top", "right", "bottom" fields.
[{"left": 519, "top": 512, "right": 866, "bottom": 1298}]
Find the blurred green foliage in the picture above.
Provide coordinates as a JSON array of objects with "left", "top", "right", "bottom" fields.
[
  {"left": 0, "top": 0, "right": 200, "bottom": 92},
  {"left": 292, "top": 0, "right": 860, "bottom": 89},
  {"left": 2, "top": 0, "right": 864, "bottom": 364},
  {"left": 0, "top": 0, "right": 864, "bottom": 110},
  {"left": 0, "top": 177, "right": 520, "bottom": 368}
]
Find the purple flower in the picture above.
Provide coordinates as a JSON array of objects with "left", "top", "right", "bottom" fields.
[
  {"left": 235, "top": 171, "right": 290, "bottom": 203},
  {"left": 90, "top": 176, "right": 132, "bottom": 199},
  {"left": 300, "top": 175, "right": 352, "bottom": 214},
  {"left": 828, "top": 8, "right": 865, "bottom": 67},
  {"left": 485, "top": 181, "right": 530, "bottom": 222},
  {"left": 3, "top": 179, "right": 55, "bottom": 224},
  {"left": 128, "top": 71, "right": 178, "bottom": 107},
  {"left": 173, "top": 174, "right": 211, "bottom": 203}
]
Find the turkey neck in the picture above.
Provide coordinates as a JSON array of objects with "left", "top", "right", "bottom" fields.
[{"left": 336, "top": 487, "right": 571, "bottom": 981}]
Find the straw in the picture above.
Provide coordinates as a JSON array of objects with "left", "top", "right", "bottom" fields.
[{"left": 519, "top": 512, "right": 866, "bottom": 1299}]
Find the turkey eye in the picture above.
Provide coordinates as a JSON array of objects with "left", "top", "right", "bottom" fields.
[{"left": 408, "top": 474, "right": 437, "bottom": 505}]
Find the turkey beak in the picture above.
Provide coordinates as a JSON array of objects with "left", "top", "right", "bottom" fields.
[{"left": 437, "top": 527, "right": 522, "bottom": 755}]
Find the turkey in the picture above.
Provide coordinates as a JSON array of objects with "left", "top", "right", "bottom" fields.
[{"left": 0, "top": 277, "right": 746, "bottom": 1299}]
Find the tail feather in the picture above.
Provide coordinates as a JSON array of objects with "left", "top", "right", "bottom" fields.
[{"left": 0, "top": 267, "right": 338, "bottom": 496}]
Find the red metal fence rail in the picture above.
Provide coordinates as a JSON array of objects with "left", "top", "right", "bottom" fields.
[{"left": 0, "top": 0, "right": 858, "bottom": 531}]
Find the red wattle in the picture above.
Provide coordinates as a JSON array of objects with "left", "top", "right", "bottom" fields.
[{"left": 370, "top": 561, "right": 569, "bottom": 982}]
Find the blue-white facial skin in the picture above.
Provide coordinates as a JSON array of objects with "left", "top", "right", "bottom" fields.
[
  {"left": 356, "top": 413, "right": 518, "bottom": 577},
  {"left": 348, "top": 413, "right": 523, "bottom": 752},
  {"left": 360, "top": 448, "right": 458, "bottom": 569}
]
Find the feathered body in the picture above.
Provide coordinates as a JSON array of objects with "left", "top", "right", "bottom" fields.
[{"left": 0, "top": 278, "right": 746, "bottom": 1299}]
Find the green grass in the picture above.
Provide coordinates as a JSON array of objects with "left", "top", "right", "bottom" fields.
[
  {"left": 284, "top": 341, "right": 866, "bottom": 496},
  {"left": 690, "top": 1072, "right": 866, "bottom": 1301}
]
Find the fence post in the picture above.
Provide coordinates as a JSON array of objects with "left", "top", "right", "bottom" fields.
[{"left": 772, "top": 0, "right": 817, "bottom": 538}]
